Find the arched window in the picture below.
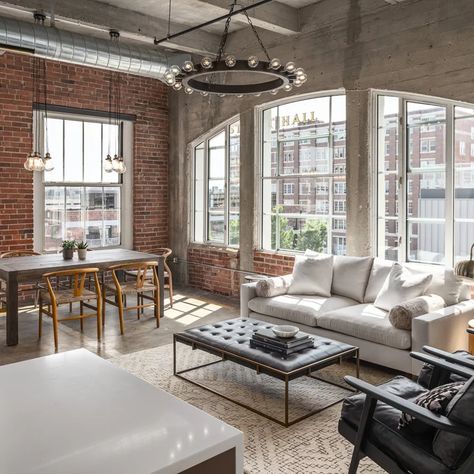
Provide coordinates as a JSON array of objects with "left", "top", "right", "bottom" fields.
[
  {"left": 192, "top": 119, "right": 240, "bottom": 246},
  {"left": 259, "top": 92, "right": 347, "bottom": 255}
]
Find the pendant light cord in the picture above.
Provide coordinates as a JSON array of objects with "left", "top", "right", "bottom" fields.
[{"left": 42, "top": 58, "right": 49, "bottom": 154}]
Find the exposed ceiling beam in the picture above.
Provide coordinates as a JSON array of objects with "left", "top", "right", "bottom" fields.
[
  {"left": 194, "top": 0, "right": 300, "bottom": 35},
  {"left": 0, "top": 0, "right": 221, "bottom": 55}
]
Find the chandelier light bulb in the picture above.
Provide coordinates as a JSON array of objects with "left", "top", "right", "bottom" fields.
[
  {"left": 295, "top": 67, "right": 305, "bottom": 77},
  {"left": 270, "top": 89, "right": 278, "bottom": 95},
  {"left": 172, "top": 82, "right": 183, "bottom": 91},
  {"left": 225, "top": 55, "right": 237, "bottom": 67},
  {"left": 184, "top": 87, "right": 194, "bottom": 95},
  {"left": 218, "top": 93, "right": 226, "bottom": 98},
  {"left": 247, "top": 56, "right": 259, "bottom": 68},
  {"left": 165, "top": 75, "right": 176, "bottom": 85},
  {"left": 299, "top": 73, "right": 308, "bottom": 83},
  {"left": 182, "top": 61, "right": 194, "bottom": 72},
  {"left": 283, "top": 84, "right": 293, "bottom": 92},
  {"left": 170, "top": 65, "right": 181, "bottom": 75},
  {"left": 201, "top": 91, "right": 209, "bottom": 97},
  {"left": 294, "top": 78, "right": 302, "bottom": 87},
  {"left": 164, "top": 70, "right": 175, "bottom": 81},
  {"left": 284, "top": 62, "right": 296, "bottom": 73},
  {"left": 254, "top": 93, "right": 262, "bottom": 97},
  {"left": 201, "top": 57, "right": 213, "bottom": 69},
  {"left": 104, "top": 154, "right": 113, "bottom": 173},
  {"left": 270, "top": 58, "right": 281, "bottom": 70}
]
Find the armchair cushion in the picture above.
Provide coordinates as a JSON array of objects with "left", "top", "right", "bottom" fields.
[
  {"left": 433, "top": 377, "right": 474, "bottom": 468},
  {"left": 399, "top": 381, "right": 465, "bottom": 433},
  {"left": 341, "top": 376, "right": 451, "bottom": 474}
]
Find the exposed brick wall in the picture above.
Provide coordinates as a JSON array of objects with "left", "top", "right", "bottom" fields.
[
  {"left": 253, "top": 250, "right": 294, "bottom": 276},
  {"left": 187, "top": 244, "right": 240, "bottom": 297},
  {"left": 0, "top": 51, "right": 168, "bottom": 255}
]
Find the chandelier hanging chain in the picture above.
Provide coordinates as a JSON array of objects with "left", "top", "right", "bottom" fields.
[
  {"left": 167, "top": 0, "right": 172, "bottom": 39},
  {"left": 242, "top": 9, "right": 271, "bottom": 62},
  {"left": 216, "top": 0, "right": 237, "bottom": 62}
]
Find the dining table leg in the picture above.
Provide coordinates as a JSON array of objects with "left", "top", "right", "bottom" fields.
[
  {"left": 6, "top": 273, "right": 19, "bottom": 346},
  {"left": 158, "top": 257, "right": 164, "bottom": 318}
]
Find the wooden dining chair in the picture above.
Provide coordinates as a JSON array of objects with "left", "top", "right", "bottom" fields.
[
  {"left": 38, "top": 268, "right": 102, "bottom": 351},
  {"left": 103, "top": 261, "right": 160, "bottom": 334},
  {"left": 0, "top": 250, "right": 41, "bottom": 312},
  {"left": 124, "top": 248, "right": 174, "bottom": 308}
]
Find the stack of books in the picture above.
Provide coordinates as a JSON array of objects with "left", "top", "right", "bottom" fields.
[{"left": 250, "top": 329, "right": 314, "bottom": 356}]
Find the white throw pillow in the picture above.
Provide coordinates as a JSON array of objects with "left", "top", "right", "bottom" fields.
[
  {"left": 288, "top": 254, "right": 334, "bottom": 297},
  {"left": 374, "top": 263, "right": 433, "bottom": 311},
  {"left": 331, "top": 255, "right": 374, "bottom": 303},
  {"left": 255, "top": 275, "right": 292, "bottom": 298},
  {"left": 425, "top": 269, "right": 464, "bottom": 306},
  {"left": 364, "top": 258, "right": 394, "bottom": 303}
]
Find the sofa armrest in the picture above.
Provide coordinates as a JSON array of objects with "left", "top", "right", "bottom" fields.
[
  {"left": 240, "top": 282, "right": 258, "bottom": 318},
  {"left": 411, "top": 300, "right": 474, "bottom": 373}
]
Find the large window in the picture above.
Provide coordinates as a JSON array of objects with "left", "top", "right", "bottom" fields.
[
  {"left": 193, "top": 120, "right": 240, "bottom": 246},
  {"left": 376, "top": 93, "right": 474, "bottom": 265},
  {"left": 260, "top": 93, "right": 347, "bottom": 254},
  {"left": 35, "top": 113, "right": 133, "bottom": 252}
]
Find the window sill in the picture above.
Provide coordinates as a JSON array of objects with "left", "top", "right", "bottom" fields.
[{"left": 189, "top": 242, "right": 239, "bottom": 255}]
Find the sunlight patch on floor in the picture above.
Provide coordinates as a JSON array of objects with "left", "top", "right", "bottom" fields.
[{"left": 163, "top": 296, "right": 222, "bottom": 326}]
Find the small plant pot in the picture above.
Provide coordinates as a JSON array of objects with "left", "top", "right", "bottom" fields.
[
  {"left": 62, "top": 248, "right": 74, "bottom": 260},
  {"left": 78, "top": 248, "right": 87, "bottom": 261}
]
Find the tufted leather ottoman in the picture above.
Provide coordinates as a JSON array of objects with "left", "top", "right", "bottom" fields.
[{"left": 174, "top": 318, "right": 359, "bottom": 426}]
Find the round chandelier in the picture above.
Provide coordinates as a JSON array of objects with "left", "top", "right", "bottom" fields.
[{"left": 163, "top": 0, "right": 307, "bottom": 97}]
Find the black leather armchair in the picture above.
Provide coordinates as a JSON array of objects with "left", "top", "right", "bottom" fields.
[{"left": 338, "top": 347, "right": 474, "bottom": 474}]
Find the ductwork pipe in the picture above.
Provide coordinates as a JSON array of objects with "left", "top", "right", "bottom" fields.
[{"left": 0, "top": 15, "right": 187, "bottom": 80}]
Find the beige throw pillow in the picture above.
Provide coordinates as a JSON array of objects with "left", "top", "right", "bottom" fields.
[
  {"left": 374, "top": 263, "right": 433, "bottom": 311},
  {"left": 255, "top": 275, "right": 292, "bottom": 298},
  {"left": 389, "top": 294, "right": 446, "bottom": 330},
  {"left": 288, "top": 254, "right": 334, "bottom": 297}
]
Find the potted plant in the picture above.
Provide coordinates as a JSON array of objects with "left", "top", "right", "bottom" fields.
[
  {"left": 77, "top": 241, "right": 88, "bottom": 261},
  {"left": 61, "top": 240, "right": 76, "bottom": 260}
]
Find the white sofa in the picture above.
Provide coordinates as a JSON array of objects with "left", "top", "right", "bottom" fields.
[{"left": 240, "top": 256, "right": 474, "bottom": 375}]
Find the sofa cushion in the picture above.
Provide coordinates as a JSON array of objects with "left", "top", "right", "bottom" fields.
[
  {"left": 255, "top": 275, "right": 292, "bottom": 298},
  {"left": 318, "top": 304, "right": 412, "bottom": 350},
  {"left": 425, "top": 268, "right": 464, "bottom": 305},
  {"left": 364, "top": 258, "right": 394, "bottom": 303},
  {"left": 331, "top": 255, "right": 374, "bottom": 303},
  {"left": 388, "top": 294, "right": 445, "bottom": 330},
  {"left": 341, "top": 376, "right": 451, "bottom": 474},
  {"left": 247, "top": 294, "right": 358, "bottom": 327},
  {"left": 288, "top": 254, "right": 333, "bottom": 296},
  {"left": 374, "top": 263, "right": 432, "bottom": 311}
]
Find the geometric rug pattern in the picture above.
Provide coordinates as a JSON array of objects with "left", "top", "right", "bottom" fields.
[{"left": 112, "top": 343, "right": 390, "bottom": 473}]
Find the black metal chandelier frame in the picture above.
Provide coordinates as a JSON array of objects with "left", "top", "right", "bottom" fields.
[{"left": 162, "top": 0, "right": 307, "bottom": 97}]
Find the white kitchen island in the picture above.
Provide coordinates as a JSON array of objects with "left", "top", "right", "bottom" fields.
[{"left": 0, "top": 349, "right": 243, "bottom": 474}]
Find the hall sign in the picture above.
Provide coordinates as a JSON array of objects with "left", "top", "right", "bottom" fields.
[{"left": 273, "top": 111, "right": 322, "bottom": 128}]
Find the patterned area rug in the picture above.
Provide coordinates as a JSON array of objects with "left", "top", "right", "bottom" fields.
[{"left": 112, "top": 343, "right": 391, "bottom": 473}]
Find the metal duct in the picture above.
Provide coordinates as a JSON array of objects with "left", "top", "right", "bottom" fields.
[{"left": 0, "top": 15, "right": 188, "bottom": 80}]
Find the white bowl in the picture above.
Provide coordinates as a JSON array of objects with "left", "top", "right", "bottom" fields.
[{"left": 272, "top": 325, "right": 299, "bottom": 338}]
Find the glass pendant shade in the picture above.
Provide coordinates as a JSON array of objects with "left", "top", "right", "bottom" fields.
[
  {"left": 43, "top": 152, "right": 54, "bottom": 171},
  {"left": 116, "top": 157, "right": 126, "bottom": 174},
  {"left": 112, "top": 154, "right": 120, "bottom": 171},
  {"left": 24, "top": 151, "right": 45, "bottom": 172},
  {"left": 104, "top": 154, "right": 114, "bottom": 173}
]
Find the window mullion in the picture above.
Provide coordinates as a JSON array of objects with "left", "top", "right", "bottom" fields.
[
  {"left": 445, "top": 105, "right": 454, "bottom": 266},
  {"left": 400, "top": 98, "right": 407, "bottom": 263}
]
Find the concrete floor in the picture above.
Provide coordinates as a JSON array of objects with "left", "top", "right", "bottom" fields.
[{"left": 0, "top": 286, "right": 239, "bottom": 366}]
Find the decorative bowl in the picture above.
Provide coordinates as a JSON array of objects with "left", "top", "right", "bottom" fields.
[{"left": 272, "top": 325, "right": 299, "bottom": 338}]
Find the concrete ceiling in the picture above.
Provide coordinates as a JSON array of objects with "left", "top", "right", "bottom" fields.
[{"left": 0, "top": 0, "right": 412, "bottom": 56}]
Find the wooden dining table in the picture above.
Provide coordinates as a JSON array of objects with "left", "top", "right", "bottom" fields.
[{"left": 0, "top": 249, "right": 165, "bottom": 346}]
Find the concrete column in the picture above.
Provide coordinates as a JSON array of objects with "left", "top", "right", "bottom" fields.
[
  {"left": 238, "top": 108, "right": 256, "bottom": 274},
  {"left": 346, "top": 89, "right": 373, "bottom": 256}
]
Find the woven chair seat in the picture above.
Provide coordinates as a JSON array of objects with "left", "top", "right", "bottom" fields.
[
  {"left": 40, "top": 288, "right": 98, "bottom": 305},
  {"left": 105, "top": 282, "right": 158, "bottom": 294}
]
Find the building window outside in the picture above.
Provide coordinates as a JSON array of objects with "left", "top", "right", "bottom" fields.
[
  {"left": 36, "top": 114, "right": 132, "bottom": 252},
  {"left": 376, "top": 93, "right": 474, "bottom": 265},
  {"left": 193, "top": 120, "right": 240, "bottom": 246},
  {"left": 261, "top": 93, "right": 347, "bottom": 253}
]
